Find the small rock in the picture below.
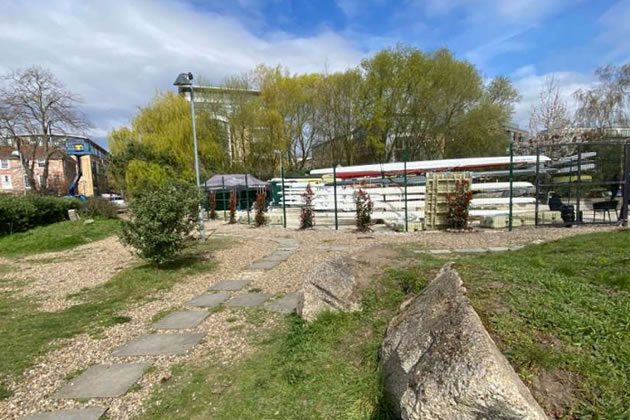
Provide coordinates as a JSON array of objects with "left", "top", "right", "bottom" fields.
[
  {"left": 160, "top": 373, "right": 171, "bottom": 383},
  {"left": 83, "top": 219, "right": 95, "bottom": 225}
]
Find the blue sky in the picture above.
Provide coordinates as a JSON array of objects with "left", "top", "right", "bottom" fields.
[{"left": 1, "top": 0, "right": 629, "bottom": 147}]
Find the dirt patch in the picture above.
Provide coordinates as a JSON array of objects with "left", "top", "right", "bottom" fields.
[{"left": 529, "top": 368, "right": 579, "bottom": 418}]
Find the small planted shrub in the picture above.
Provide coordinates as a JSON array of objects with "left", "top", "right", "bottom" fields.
[
  {"left": 254, "top": 189, "right": 267, "bottom": 227},
  {"left": 119, "top": 180, "right": 200, "bottom": 264},
  {"left": 300, "top": 184, "right": 315, "bottom": 229},
  {"left": 446, "top": 179, "right": 473, "bottom": 230},
  {"left": 209, "top": 191, "right": 217, "bottom": 220},
  {"left": 354, "top": 187, "right": 373, "bottom": 233},
  {"left": 79, "top": 198, "right": 119, "bottom": 219},
  {"left": 228, "top": 190, "right": 237, "bottom": 224}
]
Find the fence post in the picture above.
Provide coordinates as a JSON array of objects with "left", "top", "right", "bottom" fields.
[
  {"left": 535, "top": 144, "right": 540, "bottom": 227},
  {"left": 281, "top": 166, "right": 287, "bottom": 228},
  {"left": 576, "top": 143, "right": 582, "bottom": 224},
  {"left": 622, "top": 143, "right": 629, "bottom": 226},
  {"left": 245, "top": 174, "right": 250, "bottom": 225},
  {"left": 221, "top": 176, "right": 226, "bottom": 221},
  {"left": 404, "top": 153, "right": 408, "bottom": 233},
  {"left": 333, "top": 165, "right": 338, "bottom": 231},
  {"left": 508, "top": 136, "right": 514, "bottom": 232}
]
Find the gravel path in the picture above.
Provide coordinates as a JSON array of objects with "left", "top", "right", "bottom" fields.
[{"left": 1, "top": 221, "right": 619, "bottom": 419}]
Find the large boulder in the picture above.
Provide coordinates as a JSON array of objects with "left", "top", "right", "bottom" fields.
[
  {"left": 298, "top": 246, "right": 400, "bottom": 321},
  {"left": 381, "top": 264, "right": 548, "bottom": 419}
]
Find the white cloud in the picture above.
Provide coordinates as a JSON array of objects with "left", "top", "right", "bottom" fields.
[
  {"left": 0, "top": 0, "right": 363, "bottom": 144},
  {"left": 510, "top": 65, "right": 594, "bottom": 130}
]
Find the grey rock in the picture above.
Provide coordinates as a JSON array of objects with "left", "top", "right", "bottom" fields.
[
  {"left": 153, "top": 311, "right": 208, "bottom": 330},
  {"left": 455, "top": 247, "right": 487, "bottom": 253},
  {"left": 428, "top": 249, "right": 452, "bottom": 254},
  {"left": 209, "top": 280, "right": 250, "bottom": 291},
  {"left": 381, "top": 265, "right": 548, "bottom": 419},
  {"left": 488, "top": 246, "right": 510, "bottom": 252},
  {"left": 83, "top": 219, "right": 95, "bottom": 225},
  {"left": 67, "top": 209, "right": 80, "bottom": 222},
  {"left": 225, "top": 293, "right": 271, "bottom": 308},
  {"left": 53, "top": 363, "right": 149, "bottom": 399},
  {"left": 510, "top": 245, "right": 526, "bottom": 251},
  {"left": 264, "top": 293, "right": 300, "bottom": 314},
  {"left": 112, "top": 333, "right": 204, "bottom": 356},
  {"left": 23, "top": 407, "right": 107, "bottom": 420},
  {"left": 297, "top": 258, "right": 360, "bottom": 321},
  {"left": 264, "top": 252, "right": 293, "bottom": 261},
  {"left": 185, "top": 292, "right": 231, "bottom": 308}
]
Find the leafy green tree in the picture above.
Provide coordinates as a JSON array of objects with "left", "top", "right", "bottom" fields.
[
  {"left": 119, "top": 180, "right": 200, "bottom": 264},
  {"left": 108, "top": 92, "right": 223, "bottom": 195}
]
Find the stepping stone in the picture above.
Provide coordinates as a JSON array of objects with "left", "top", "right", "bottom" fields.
[
  {"left": 53, "top": 363, "right": 149, "bottom": 399},
  {"left": 455, "top": 247, "right": 487, "bottom": 253},
  {"left": 428, "top": 249, "right": 452, "bottom": 254},
  {"left": 264, "top": 293, "right": 300, "bottom": 314},
  {"left": 185, "top": 292, "right": 231, "bottom": 308},
  {"left": 24, "top": 407, "right": 108, "bottom": 420},
  {"left": 226, "top": 293, "right": 272, "bottom": 308},
  {"left": 488, "top": 247, "right": 510, "bottom": 252},
  {"left": 209, "top": 279, "right": 251, "bottom": 291},
  {"left": 153, "top": 311, "right": 208, "bottom": 330},
  {"left": 510, "top": 245, "right": 525, "bottom": 251},
  {"left": 248, "top": 260, "right": 279, "bottom": 270},
  {"left": 317, "top": 245, "right": 348, "bottom": 251},
  {"left": 112, "top": 333, "right": 204, "bottom": 356},
  {"left": 265, "top": 253, "right": 292, "bottom": 261}
]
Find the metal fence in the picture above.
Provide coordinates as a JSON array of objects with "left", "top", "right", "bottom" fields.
[
  {"left": 200, "top": 140, "right": 630, "bottom": 230},
  {"left": 534, "top": 140, "right": 630, "bottom": 227}
]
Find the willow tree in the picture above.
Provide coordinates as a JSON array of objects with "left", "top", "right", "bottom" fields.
[{"left": 108, "top": 92, "right": 223, "bottom": 195}]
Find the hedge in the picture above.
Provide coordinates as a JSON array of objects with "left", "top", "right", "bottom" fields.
[{"left": 0, "top": 194, "right": 80, "bottom": 236}]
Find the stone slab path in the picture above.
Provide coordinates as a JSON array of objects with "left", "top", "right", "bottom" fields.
[
  {"left": 185, "top": 292, "right": 231, "bottom": 307},
  {"left": 209, "top": 279, "right": 251, "bottom": 291},
  {"left": 23, "top": 407, "right": 108, "bottom": 420},
  {"left": 264, "top": 293, "right": 300, "bottom": 314},
  {"left": 414, "top": 244, "right": 526, "bottom": 255},
  {"left": 27, "top": 235, "right": 301, "bottom": 419},
  {"left": 53, "top": 363, "right": 150, "bottom": 399},
  {"left": 226, "top": 293, "right": 272, "bottom": 308},
  {"left": 112, "top": 333, "right": 205, "bottom": 357},
  {"left": 153, "top": 311, "right": 209, "bottom": 330}
]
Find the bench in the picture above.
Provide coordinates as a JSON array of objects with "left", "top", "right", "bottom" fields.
[{"left": 592, "top": 200, "right": 618, "bottom": 221}]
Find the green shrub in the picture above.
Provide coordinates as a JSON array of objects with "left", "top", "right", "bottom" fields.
[
  {"left": 354, "top": 187, "right": 373, "bottom": 233},
  {"left": 0, "top": 195, "right": 76, "bottom": 236},
  {"left": 79, "top": 198, "right": 119, "bottom": 219},
  {"left": 119, "top": 180, "right": 200, "bottom": 264},
  {"left": 446, "top": 180, "right": 473, "bottom": 230}
]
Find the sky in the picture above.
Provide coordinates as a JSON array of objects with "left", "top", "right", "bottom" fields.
[{"left": 1, "top": 0, "right": 629, "bottom": 149}]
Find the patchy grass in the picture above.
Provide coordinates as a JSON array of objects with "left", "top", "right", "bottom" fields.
[
  {"left": 0, "top": 238, "right": 229, "bottom": 400},
  {"left": 406, "top": 229, "right": 630, "bottom": 418},
  {"left": 139, "top": 259, "right": 422, "bottom": 420},
  {"left": 0, "top": 218, "right": 120, "bottom": 257}
]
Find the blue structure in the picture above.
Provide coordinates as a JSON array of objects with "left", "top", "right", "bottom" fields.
[{"left": 65, "top": 137, "right": 92, "bottom": 198}]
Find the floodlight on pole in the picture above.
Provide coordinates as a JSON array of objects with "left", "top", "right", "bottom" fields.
[{"left": 174, "top": 72, "right": 206, "bottom": 241}]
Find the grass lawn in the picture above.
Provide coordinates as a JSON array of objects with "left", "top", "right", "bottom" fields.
[
  {"left": 139, "top": 255, "right": 429, "bottom": 420},
  {"left": 0, "top": 237, "right": 229, "bottom": 400},
  {"left": 406, "top": 229, "right": 630, "bottom": 418},
  {"left": 0, "top": 218, "right": 121, "bottom": 257}
]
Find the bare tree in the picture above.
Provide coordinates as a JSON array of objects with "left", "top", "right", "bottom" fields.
[
  {"left": 529, "top": 75, "right": 571, "bottom": 140},
  {"left": 0, "top": 66, "right": 88, "bottom": 192},
  {"left": 574, "top": 63, "right": 630, "bottom": 133}
]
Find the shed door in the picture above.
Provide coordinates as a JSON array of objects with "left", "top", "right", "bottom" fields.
[{"left": 1, "top": 175, "right": 12, "bottom": 189}]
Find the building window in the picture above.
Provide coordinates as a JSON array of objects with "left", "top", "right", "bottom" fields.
[
  {"left": 24, "top": 175, "right": 31, "bottom": 189},
  {"left": 1, "top": 175, "right": 12, "bottom": 189},
  {"left": 0, "top": 159, "right": 8, "bottom": 169},
  {"left": 37, "top": 160, "right": 45, "bottom": 168}
]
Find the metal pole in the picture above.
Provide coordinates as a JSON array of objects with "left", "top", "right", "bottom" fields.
[
  {"left": 189, "top": 87, "right": 206, "bottom": 241},
  {"left": 404, "top": 157, "right": 408, "bottom": 232},
  {"left": 222, "top": 176, "right": 227, "bottom": 221},
  {"left": 576, "top": 143, "right": 582, "bottom": 224},
  {"left": 535, "top": 144, "right": 540, "bottom": 227},
  {"left": 281, "top": 167, "right": 287, "bottom": 228},
  {"left": 245, "top": 174, "right": 250, "bottom": 224},
  {"left": 333, "top": 165, "right": 338, "bottom": 231},
  {"left": 622, "top": 143, "right": 629, "bottom": 226},
  {"left": 508, "top": 136, "right": 514, "bottom": 232}
]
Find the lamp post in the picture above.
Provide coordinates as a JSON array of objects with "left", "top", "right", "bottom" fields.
[{"left": 174, "top": 72, "right": 206, "bottom": 241}]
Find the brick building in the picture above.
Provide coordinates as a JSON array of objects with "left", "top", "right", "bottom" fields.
[{"left": 0, "top": 136, "right": 109, "bottom": 196}]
